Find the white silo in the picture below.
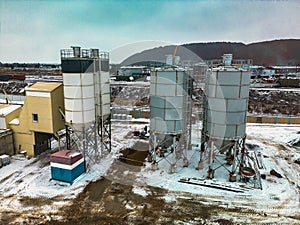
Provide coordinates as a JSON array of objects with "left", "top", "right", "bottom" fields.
[
  {"left": 205, "top": 67, "right": 250, "bottom": 140},
  {"left": 149, "top": 68, "right": 192, "bottom": 171},
  {"left": 63, "top": 71, "right": 95, "bottom": 126},
  {"left": 200, "top": 64, "right": 252, "bottom": 181},
  {"left": 61, "top": 47, "right": 111, "bottom": 162},
  {"left": 94, "top": 51, "right": 110, "bottom": 120}
]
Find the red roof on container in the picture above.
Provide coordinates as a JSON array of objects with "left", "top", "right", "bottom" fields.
[
  {"left": 51, "top": 150, "right": 82, "bottom": 158},
  {"left": 50, "top": 150, "right": 83, "bottom": 165}
]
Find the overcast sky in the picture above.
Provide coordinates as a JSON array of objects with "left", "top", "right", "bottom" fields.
[{"left": 1, "top": 0, "right": 300, "bottom": 63}]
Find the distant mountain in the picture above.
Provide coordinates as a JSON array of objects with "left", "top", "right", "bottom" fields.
[{"left": 122, "top": 39, "right": 300, "bottom": 66}]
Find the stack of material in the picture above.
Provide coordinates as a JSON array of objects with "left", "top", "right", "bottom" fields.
[{"left": 50, "top": 150, "right": 85, "bottom": 183}]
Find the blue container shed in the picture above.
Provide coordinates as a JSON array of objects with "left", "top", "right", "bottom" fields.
[{"left": 50, "top": 150, "right": 85, "bottom": 183}]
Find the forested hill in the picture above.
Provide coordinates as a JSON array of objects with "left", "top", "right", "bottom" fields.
[{"left": 122, "top": 39, "right": 300, "bottom": 66}]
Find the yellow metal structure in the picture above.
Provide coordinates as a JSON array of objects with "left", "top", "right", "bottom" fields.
[
  {"left": 173, "top": 45, "right": 179, "bottom": 59},
  {"left": 9, "top": 82, "right": 65, "bottom": 156}
]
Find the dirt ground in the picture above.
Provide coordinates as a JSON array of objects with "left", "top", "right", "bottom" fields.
[{"left": 0, "top": 167, "right": 270, "bottom": 225}]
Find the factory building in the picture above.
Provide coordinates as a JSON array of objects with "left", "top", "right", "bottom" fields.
[
  {"left": 206, "top": 54, "right": 252, "bottom": 68},
  {"left": 8, "top": 82, "right": 65, "bottom": 156}
]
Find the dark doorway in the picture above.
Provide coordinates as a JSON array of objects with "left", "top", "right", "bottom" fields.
[{"left": 34, "top": 132, "right": 52, "bottom": 156}]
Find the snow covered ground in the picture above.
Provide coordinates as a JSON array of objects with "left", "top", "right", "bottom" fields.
[
  {"left": 0, "top": 120, "right": 299, "bottom": 224},
  {"left": 129, "top": 123, "right": 300, "bottom": 222}
]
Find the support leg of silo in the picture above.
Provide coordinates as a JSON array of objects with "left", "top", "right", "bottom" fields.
[
  {"left": 173, "top": 135, "right": 176, "bottom": 161},
  {"left": 207, "top": 166, "right": 214, "bottom": 179},
  {"left": 94, "top": 122, "right": 98, "bottom": 161},
  {"left": 183, "top": 157, "right": 188, "bottom": 167},
  {"left": 66, "top": 125, "right": 71, "bottom": 150},
  {"left": 152, "top": 135, "right": 157, "bottom": 162},
  {"left": 197, "top": 142, "right": 205, "bottom": 170},
  {"left": 170, "top": 163, "right": 176, "bottom": 174},
  {"left": 208, "top": 140, "right": 214, "bottom": 164},
  {"left": 148, "top": 131, "right": 154, "bottom": 162},
  {"left": 197, "top": 161, "right": 204, "bottom": 170},
  {"left": 147, "top": 153, "right": 153, "bottom": 163},
  {"left": 151, "top": 160, "right": 158, "bottom": 170},
  {"left": 229, "top": 172, "right": 237, "bottom": 182},
  {"left": 231, "top": 140, "right": 240, "bottom": 174},
  {"left": 98, "top": 116, "right": 112, "bottom": 154},
  {"left": 151, "top": 135, "right": 158, "bottom": 171},
  {"left": 82, "top": 126, "right": 87, "bottom": 161}
]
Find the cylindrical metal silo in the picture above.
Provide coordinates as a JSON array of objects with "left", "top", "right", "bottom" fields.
[
  {"left": 149, "top": 68, "right": 193, "bottom": 171},
  {"left": 61, "top": 47, "right": 112, "bottom": 160},
  {"left": 150, "top": 69, "right": 190, "bottom": 134},
  {"left": 95, "top": 70, "right": 110, "bottom": 119},
  {"left": 64, "top": 72, "right": 95, "bottom": 127},
  {"left": 94, "top": 55, "right": 110, "bottom": 121},
  {"left": 61, "top": 48, "right": 111, "bottom": 128},
  {"left": 199, "top": 60, "right": 257, "bottom": 185},
  {"left": 205, "top": 67, "right": 250, "bottom": 140}
]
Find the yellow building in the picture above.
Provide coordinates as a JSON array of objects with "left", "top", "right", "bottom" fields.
[
  {"left": 0, "top": 104, "right": 22, "bottom": 129},
  {"left": 9, "top": 82, "right": 65, "bottom": 156}
]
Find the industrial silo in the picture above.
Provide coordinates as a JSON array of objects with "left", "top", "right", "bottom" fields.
[
  {"left": 149, "top": 68, "right": 192, "bottom": 171},
  {"left": 94, "top": 52, "right": 110, "bottom": 121},
  {"left": 205, "top": 67, "right": 250, "bottom": 140},
  {"left": 200, "top": 58, "right": 252, "bottom": 181},
  {"left": 61, "top": 47, "right": 111, "bottom": 162}
]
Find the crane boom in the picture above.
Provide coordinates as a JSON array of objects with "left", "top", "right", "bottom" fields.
[{"left": 173, "top": 45, "right": 179, "bottom": 59}]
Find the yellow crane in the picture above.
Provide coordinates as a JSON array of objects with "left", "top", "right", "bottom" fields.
[
  {"left": 173, "top": 45, "right": 179, "bottom": 59},
  {"left": 171, "top": 45, "right": 179, "bottom": 65}
]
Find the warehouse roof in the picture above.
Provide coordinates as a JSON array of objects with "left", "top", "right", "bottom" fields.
[
  {"left": 0, "top": 104, "right": 21, "bottom": 117},
  {"left": 25, "top": 82, "right": 62, "bottom": 92}
]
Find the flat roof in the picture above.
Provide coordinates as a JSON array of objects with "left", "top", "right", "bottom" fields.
[
  {"left": 212, "top": 66, "right": 248, "bottom": 72},
  {"left": 25, "top": 82, "right": 62, "bottom": 92},
  {"left": 0, "top": 104, "right": 21, "bottom": 117}
]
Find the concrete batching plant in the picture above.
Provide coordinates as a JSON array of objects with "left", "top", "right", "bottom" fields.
[{"left": 60, "top": 47, "right": 111, "bottom": 164}]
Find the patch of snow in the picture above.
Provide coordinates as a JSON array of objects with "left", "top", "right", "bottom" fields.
[
  {"left": 132, "top": 186, "right": 149, "bottom": 197},
  {"left": 161, "top": 194, "right": 177, "bottom": 203}
]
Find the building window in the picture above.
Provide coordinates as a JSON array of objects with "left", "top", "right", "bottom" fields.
[{"left": 32, "top": 113, "right": 38, "bottom": 122}]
